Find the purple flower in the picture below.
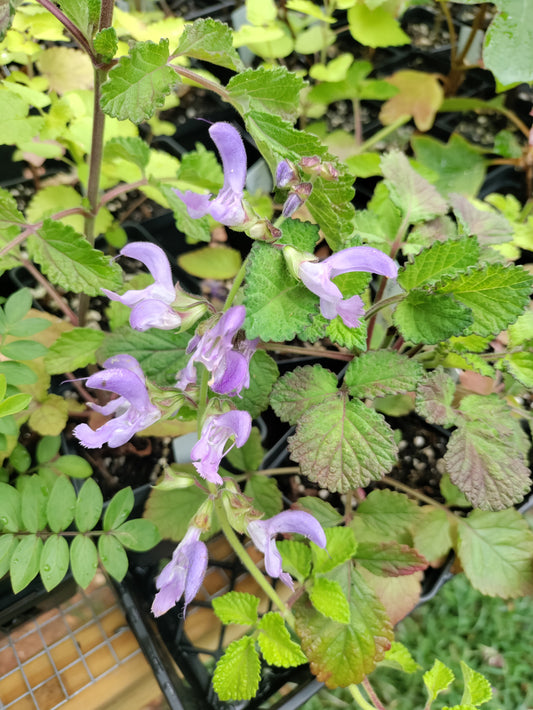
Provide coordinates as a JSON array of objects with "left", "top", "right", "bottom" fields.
[
  {"left": 151, "top": 526, "right": 208, "bottom": 617},
  {"left": 247, "top": 510, "right": 326, "bottom": 590},
  {"left": 191, "top": 410, "right": 252, "bottom": 485},
  {"left": 73, "top": 354, "right": 160, "bottom": 448},
  {"left": 177, "top": 305, "right": 258, "bottom": 396},
  {"left": 298, "top": 246, "right": 398, "bottom": 328},
  {"left": 173, "top": 123, "right": 248, "bottom": 227}
]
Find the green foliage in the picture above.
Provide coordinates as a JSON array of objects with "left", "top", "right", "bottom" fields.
[
  {"left": 483, "top": 0, "right": 533, "bottom": 85},
  {"left": 212, "top": 637, "right": 261, "bottom": 701},
  {"left": 345, "top": 351, "right": 423, "bottom": 399},
  {"left": 270, "top": 365, "right": 338, "bottom": 425},
  {"left": 212, "top": 591, "right": 259, "bottom": 626},
  {"left": 45, "top": 328, "right": 104, "bottom": 373},
  {"left": 257, "top": 612, "right": 308, "bottom": 667},
  {"left": 174, "top": 18, "right": 244, "bottom": 71},
  {"left": 228, "top": 67, "right": 305, "bottom": 123}
]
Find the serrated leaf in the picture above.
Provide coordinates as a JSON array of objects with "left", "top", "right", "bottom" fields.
[
  {"left": 10, "top": 534, "right": 43, "bottom": 593},
  {"left": 312, "top": 527, "right": 358, "bottom": 574},
  {"left": 178, "top": 246, "right": 241, "bottom": 280},
  {"left": 412, "top": 507, "right": 453, "bottom": 565},
  {"left": 104, "top": 136, "right": 150, "bottom": 171},
  {"left": 415, "top": 368, "right": 457, "bottom": 427},
  {"left": 345, "top": 351, "right": 423, "bottom": 399},
  {"left": 277, "top": 540, "right": 312, "bottom": 582},
  {"left": 296, "top": 497, "right": 343, "bottom": 528},
  {"left": 278, "top": 218, "right": 320, "bottom": 252},
  {"left": 0, "top": 482, "right": 21, "bottom": 532},
  {"left": 47, "top": 476, "right": 76, "bottom": 533},
  {"left": 424, "top": 659, "right": 455, "bottom": 703},
  {"left": 457, "top": 508, "right": 533, "bottom": 597},
  {"left": 460, "top": 661, "right": 492, "bottom": 706},
  {"left": 270, "top": 365, "right": 338, "bottom": 425},
  {"left": 45, "top": 328, "right": 104, "bottom": 374},
  {"left": 161, "top": 185, "right": 211, "bottom": 245},
  {"left": 450, "top": 194, "right": 513, "bottom": 246},
  {"left": 502, "top": 351, "right": 533, "bottom": 387},
  {"left": 28, "top": 219, "right": 122, "bottom": 295},
  {"left": 350, "top": 489, "right": 420, "bottom": 543},
  {"left": 326, "top": 316, "right": 367, "bottom": 351},
  {"left": 309, "top": 577, "right": 351, "bottom": 623},
  {"left": 94, "top": 27, "right": 118, "bottom": 62},
  {"left": 383, "top": 642, "right": 420, "bottom": 673},
  {"left": 381, "top": 151, "right": 448, "bottom": 224},
  {"left": 398, "top": 237, "right": 480, "bottom": 291},
  {"left": 294, "top": 565, "right": 393, "bottom": 688},
  {"left": 0, "top": 91, "right": 44, "bottom": 146},
  {"left": 75, "top": 478, "right": 103, "bottom": 532},
  {"left": 21, "top": 475, "right": 48, "bottom": 532},
  {"left": 70, "top": 535, "right": 98, "bottom": 588},
  {"left": 228, "top": 67, "right": 304, "bottom": 123},
  {"left": 40, "top": 535, "right": 69, "bottom": 591},
  {"left": 257, "top": 612, "right": 308, "bottom": 667},
  {"left": 244, "top": 475, "right": 282, "bottom": 519},
  {"left": 98, "top": 534, "right": 129, "bottom": 582},
  {"left": 103, "top": 487, "right": 134, "bottom": 531},
  {"left": 143, "top": 484, "right": 208, "bottom": 541},
  {"left": 237, "top": 350, "right": 279, "bottom": 420},
  {"left": 174, "top": 18, "right": 244, "bottom": 71},
  {"left": 438, "top": 264, "right": 533, "bottom": 337},
  {"left": 355, "top": 541, "right": 427, "bottom": 577},
  {"left": 380, "top": 70, "right": 444, "bottom": 131},
  {"left": 347, "top": 3, "right": 410, "bottom": 47},
  {"left": 288, "top": 394, "right": 397, "bottom": 493},
  {"left": 100, "top": 39, "right": 177, "bottom": 123},
  {"left": 114, "top": 519, "right": 161, "bottom": 551},
  {"left": 212, "top": 591, "right": 259, "bottom": 625},
  {"left": 393, "top": 291, "right": 473, "bottom": 344},
  {"left": 213, "top": 637, "right": 261, "bottom": 702},
  {"left": 29, "top": 395, "right": 69, "bottom": 437},
  {"left": 244, "top": 242, "right": 317, "bottom": 341}
]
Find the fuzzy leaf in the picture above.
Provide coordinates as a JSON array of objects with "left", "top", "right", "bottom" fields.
[
  {"left": 45, "top": 328, "right": 104, "bottom": 374},
  {"left": 355, "top": 541, "right": 427, "bottom": 577},
  {"left": 100, "top": 39, "right": 177, "bottom": 123},
  {"left": 350, "top": 489, "right": 420, "bottom": 543},
  {"left": 288, "top": 394, "right": 397, "bottom": 493},
  {"left": 174, "top": 18, "right": 244, "bottom": 71},
  {"left": 460, "top": 661, "right": 492, "bottom": 706},
  {"left": 270, "top": 365, "right": 338, "bottom": 425},
  {"left": 244, "top": 475, "right": 282, "bottom": 519},
  {"left": 412, "top": 507, "right": 453, "bottom": 565},
  {"left": 345, "top": 351, "right": 423, "bottom": 399},
  {"left": 40, "top": 535, "right": 69, "bottom": 591},
  {"left": 438, "top": 264, "right": 533, "bottom": 337},
  {"left": 398, "top": 237, "right": 480, "bottom": 291},
  {"left": 277, "top": 540, "right": 312, "bottom": 582},
  {"left": 380, "top": 70, "right": 444, "bottom": 131},
  {"left": 484, "top": 0, "right": 533, "bottom": 85},
  {"left": 94, "top": 27, "right": 118, "bottom": 61},
  {"left": 312, "top": 527, "right": 358, "bottom": 574},
  {"left": 228, "top": 67, "right": 304, "bottom": 123},
  {"left": 37, "top": 47, "right": 93, "bottom": 94},
  {"left": 213, "top": 637, "right": 261, "bottom": 702},
  {"left": 424, "top": 659, "right": 455, "bottom": 703},
  {"left": 238, "top": 350, "right": 279, "bottom": 419},
  {"left": 212, "top": 591, "right": 259, "bottom": 626},
  {"left": 415, "top": 368, "right": 457, "bottom": 427},
  {"left": 309, "top": 577, "right": 351, "bottom": 623},
  {"left": 10, "top": 534, "right": 43, "bottom": 593},
  {"left": 294, "top": 565, "right": 393, "bottom": 688},
  {"left": 457, "top": 509, "right": 533, "bottom": 597},
  {"left": 70, "top": 535, "right": 98, "bottom": 589},
  {"left": 394, "top": 290, "right": 473, "bottom": 344},
  {"left": 28, "top": 220, "right": 122, "bottom": 295},
  {"left": 0, "top": 91, "right": 44, "bottom": 146},
  {"left": 326, "top": 316, "right": 368, "bottom": 351},
  {"left": 381, "top": 151, "right": 448, "bottom": 224},
  {"left": 257, "top": 612, "right": 308, "bottom": 667},
  {"left": 104, "top": 136, "right": 150, "bottom": 171},
  {"left": 296, "top": 497, "right": 343, "bottom": 528},
  {"left": 143, "top": 484, "right": 208, "bottom": 541},
  {"left": 383, "top": 642, "right": 420, "bottom": 673},
  {"left": 450, "top": 194, "right": 513, "bottom": 245},
  {"left": 502, "top": 351, "right": 533, "bottom": 388},
  {"left": 277, "top": 217, "right": 320, "bottom": 252}
]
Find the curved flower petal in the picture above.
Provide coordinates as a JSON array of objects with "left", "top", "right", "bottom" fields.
[
  {"left": 120, "top": 242, "right": 175, "bottom": 295},
  {"left": 130, "top": 299, "right": 183, "bottom": 331},
  {"left": 299, "top": 260, "right": 343, "bottom": 302},
  {"left": 103, "top": 354, "right": 145, "bottom": 379},
  {"left": 191, "top": 410, "right": 252, "bottom": 484},
  {"left": 334, "top": 294, "right": 366, "bottom": 329},
  {"left": 210, "top": 122, "right": 247, "bottom": 195},
  {"left": 325, "top": 246, "right": 398, "bottom": 280},
  {"left": 85, "top": 368, "right": 152, "bottom": 412}
]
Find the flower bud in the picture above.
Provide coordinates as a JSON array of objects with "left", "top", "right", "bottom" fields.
[
  {"left": 283, "top": 245, "right": 316, "bottom": 280},
  {"left": 276, "top": 159, "right": 298, "bottom": 187},
  {"left": 299, "top": 155, "right": 322, "bottom": 175},
  {"left": 282, "top": 182, "right": 313, "bottom": 218}
]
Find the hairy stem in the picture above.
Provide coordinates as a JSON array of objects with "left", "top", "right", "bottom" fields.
[
  {"left": 171, "top": 65, "right": 233, "bottom": 103},
  {"left": 223, "top": 257, "right": 249, "bottom": 312},
  {"left": 261, "top": 343, "right": 353, "bottom": 361},
  {"left": 99, "top": 179, "right": 149, "bottom": 208},
  {"left": 349, "top": 684, "right": 382, "bottom": 710},
  {"left": 362, "top": 678, "right": 387, "bottom": 710},
  {"left": 34, "top": 0, "right": 96, "bottom": 62},
  {"left": 20, "top": 259, "right": 79, "bottom": 325}
]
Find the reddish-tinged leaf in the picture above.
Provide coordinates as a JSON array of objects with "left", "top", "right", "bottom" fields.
[
  {"left": 450, "top": 194, "right": 513, "bottom": 245},
  {"left": 359, "top": 567, "right": 423, "bottom": 625},
  {"left": 380, "top": 70, "right": 444, "bottom": 131},
  {"left": 355, "top": 541, "right": 428, "bottom": 577},
  {"left": 270, "top": 365, "right": 338, "bottom": 425},
  {"left": 350, "top": 489, "right": 421, "bottom": 544},
  {"left": 415, "top": 368, "right": 458, "bottom": 428}
]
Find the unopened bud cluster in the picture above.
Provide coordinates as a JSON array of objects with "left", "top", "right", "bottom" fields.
[{"left": 276, "top": 155, "right": 339, "bottom": 218}]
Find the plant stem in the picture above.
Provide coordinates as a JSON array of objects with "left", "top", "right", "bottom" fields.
[
  {"left": 223, "top": 258, "right": 248, "bottom": 312},
  {"left": 171, "top": 65, "right": 233, "bottom": 103},
  {"left": 439, "top": 1, "right": 457, "bottom": 66},
  {"left": 0, "top": 207, "right": 88, "bottom": 259},
  {"left": 353, "top": 97, "right": 362, "bottom": 147},
  {"left": 261, "top": 343, "right": 353, "bottom": 361},
  {"left": 362, "top": 678, "right": 387, "bottom": 710},
  {"left": 381, "top": 475, "right": 454, "bottom": 516},
  {"left": 356, "top": 116, "right": 410, "bottom": 154},
  {"left": 34, "top": 0, "right": 97, "bottom": 63},
  {"left": 349, "top": 684, "right": 382, "bottom": 710},
  {"left": 20, "top": 259, "right": 79, "bottom": 325},
  {"left": 364, "top": 294, "right": 404, "bottom": 322},
  {"left": 214, "top": 498, "right": 294, "bottom": 624},
  {"left": 99, "top": 179, "right": 149, "bottom": 208},
  {"left": 455, "top": 3, "right": 487, "bottom": 66},
  {"left": 197, "top": 366, "right": 210, "bottom": 437}
]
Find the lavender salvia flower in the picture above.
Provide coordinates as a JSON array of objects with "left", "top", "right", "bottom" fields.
[
  {"left": 287, "top": 246, "right": 398, "bottom": 329},
  {"left": 102, "top": 242, "right": 205, "bottom": 332},
  {"left": 73, "top": 354, "right": 160, "bottom": 448},
  {"left": 151, "top": 526, "right": 208, "bottom": 617},
  {"left": 247, "top": 510, "right": 327, "bottom": 590},
  {"left": 191, "top": 410, "right": 252, "bottom": 485},
  {"left": 177, "top": 305, "right": 258, "bottom": 396},
  {"left": 173, "top": 123, "right": 248, "bottom": 227}
]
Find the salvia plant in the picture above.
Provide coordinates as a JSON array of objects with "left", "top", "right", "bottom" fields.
[{"left": 0, "top": 0, "right": 532, "bottom": 707}]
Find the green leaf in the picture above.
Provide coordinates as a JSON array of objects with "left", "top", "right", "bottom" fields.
[
  {"left": 347, "top": 3, "right": 410, "bottom": 47},
  {"left": 457, "top": 508, "right": 533, "bottom": 597},
  {"left": 212, "top": 591, "right": 259, "bottom": 625},
  {"left": 70, "top": 535, "right": 98, "bottom": 589},
  {"left": 294, "top": 565, "right": 393, "bottom": 688},
  {"left": 161, "top": 185, "right": 211, "bottom": 245},
  {"left": 100, "top": 39, "right": 177, "bottom": 123},
  {"left": 383, "top": 642, "right": 420, "bottom": 673},
  {"left": 0, "top": 482, "right": 21, "bottom": 532},
  {"left": 326, "top": 315, "right": 368, "bottom": 351},
  {"left": 1, "top": 340, "right": 47, "bottom": 361},
  {"left": 4, "top": 289, "right": 32, "bottom": 323},
  {"left": 0, "top": 534, "right": 18, "bottom": 579},
  {"left": 309, "top": 577, "right": 351, "bottom": 623},
  {"left": 6, "top": 318, "right": 50, "bottom": 337},
  {"left": 9, "top": 443, "right": 31, "bottom": 473},
  {"left": 257, "top": 612, "right": 308, "bottom": 667},
  {"left": 350, "top": 489, "right": 420, "bottom": 543},
  {"left": 502, "top": 351, "right": 533, "bottom": 387},
  {"left": 94, "top": 27, "right": 118, "bottom": 62},
  {"left": 484, "top": 0, "right": 533, "bottom": 85},
  {"left": 412, "top": 507, "right": 453, "bottom": 565},
  {"left": 57, "top": 0, "right": 91, "bottom": 37},
  {"left": 355, "top": 541, "right": 427, "bottom": 577},
  {"left": 0, "top": 0, "right": 16, "bottom": 41},
  {"left": 104, "top": 136, "right": 150, "bottom": 171},
  {"left": 103, "top": 487, "right": 134, "bottom": 531},
  {"left": 237, "top": 350, "right": 279, "bottom": 420},
  {"left": 296, "top": 497, "right": 343, "bottom": 528},
  {"left": 0, "top": 361, "right": 38, "bottom": 386},
  {"left": 228, "top": 67, "right": 304, "bottom": 123},
  {"left": 288, "top": 394, "right": 397, "bottom": 493},
  {"left": 174, "top": 18, "right": 244, "bottom": 71},
  {"left": 440, "top": 473, "right": 471, "bottom": 508},
  {"left": 437, "top": 264, "right": 533, "bottom": 337},
  {"left": 0, "top": 91, "right": 44, "bottom": 146},
  {"left": 178, "top": 246, "right": 241, "bottom": 280},
  {"left": 10, "top": 534, "right": 43, "bottom": 593},
  {"left": 0, "top": 393, "right": 32, "bottom": 417},
  {"left": 98, "top": 326, "right": 192, "bottom": 387},
  {"left": 345, "top": 351, "right": 423, "bottom": 399},
  {"left": 143, "top": 484, "right": 208, "bottom": 541},
  {"left": 415, "top": 368, "right": 458, "bottom": 428},
  {"left": 244, "top": 242, "right": 317, "bottom": 341},
  {"left": 379, "top": 70, "right": 443, "bottom": 132},
  {"left": 398, "top": 237, "right": 480, "bottom": 291},
  {"left": 21, "top": 475, "right": 48, "bottom": 532},
  {"left": 312, "top": 527, "right": 358, "bottom": 574},
  {"left": 424, "top": 659, "right": 455, "bottom": 703},
  {"left": 393, "top": 291, "right": 473, "bottom": 344},
  {"left": 381, "top": 151, "right": 448, "bottom": 224},
  {"left": 47, "top": 476, "right": 76, "bottom": 532},
  {"left": 40, "top": 535, "right": 69, "bottom": 591},
  {"left": 460, "top": 661, "right": 492, "bottom": 706},
  {"left": 244, "top": 475, "right": 282, "bottom": 519},
  {"left": 412, "top": 135, "right": 487, "bottom": 198},
  {"left": 278, "top": 218, "right": 320, "bottom": 252},
  {"left": 75, "top": 478, "right": 103, "bottom": 532},
  {"left": 98, "top": 534, "right": 129, "bottom": 582},
  {"left": 227, "top": 427, "right": 264, "bottom": 472},
  {"left": 28, "top": 220, "right": 123, "bottom": 295},
  {"left": 270, "top": 365, "right": 338, "bottom": 425},
  {"left": 30, "top": 394, "right": 70, "bottom": 437},
  {"left": 45, "top": 328, "right": 104, "bottom": 374},
  {"left": 113, "top": 518, "right": 161, "bottom": 551},
  {"left": 52, "top": 454, "right": 93, "bottom": 479},
  {"left": 212, "top": 637, "right": 261, "bottom": 702}
]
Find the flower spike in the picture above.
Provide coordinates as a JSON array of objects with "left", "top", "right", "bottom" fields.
[{"left": 191, "top": 410, "right": 252, "bottom": 485}]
